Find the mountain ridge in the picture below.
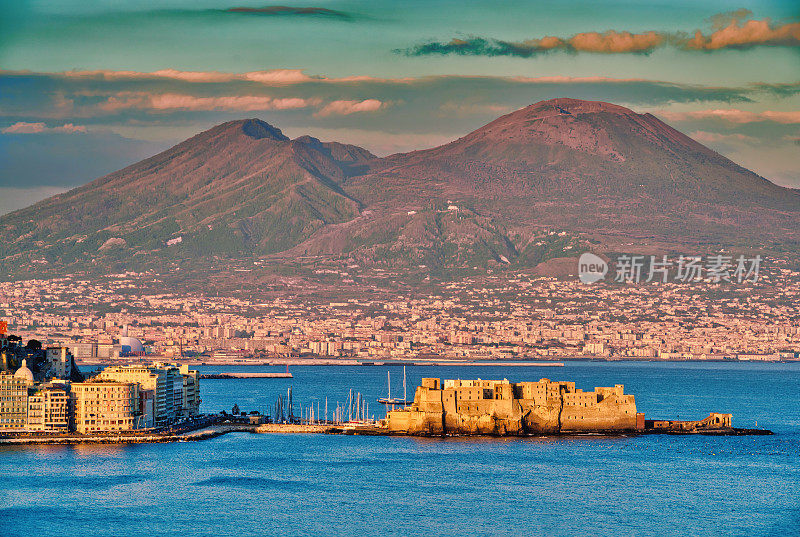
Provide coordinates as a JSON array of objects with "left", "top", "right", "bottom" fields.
[{"left": 1, "top": 99, "right": 798, "bottom": 277}]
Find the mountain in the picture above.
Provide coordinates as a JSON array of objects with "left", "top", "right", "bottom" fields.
[
  {"left": 1, "top": 99, "right": 799, "bottom": 278},
  {"left": 345, "top": 98, "right": 800, "bottom": 243},
  {"left": 0, "top": 119, "right": 373, "bottom": 265}
]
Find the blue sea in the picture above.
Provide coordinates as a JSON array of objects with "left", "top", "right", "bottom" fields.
[{"left": 2, "top": 362, "right": 798, "bottom": 536}]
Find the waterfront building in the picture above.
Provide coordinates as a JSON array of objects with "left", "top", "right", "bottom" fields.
[
  {"left": 179, "top": 364, "right": 200, "bottom": 417},
  {"left": 97, "top": 365, "right": 173, "bottom": 425},
  {"left": 97, "top": 363, "right": 199, "bottom": 425},
  {"left": 70, "top": 381, "right": 139, "bottom": 434},
  {"left": 386, "top": 377, "right": 640, "bottom": 435},
  {"left": 138, "top": 389, "right": 155, "bottom": 428},
  {"left": 0, "top": 367, "right": 31, "bottom": 429},
  {"left": 27, "top": 383, "right": 70, "bottom": 432}
]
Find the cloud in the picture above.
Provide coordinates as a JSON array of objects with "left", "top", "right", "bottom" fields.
[
  {"left": 752, "top": 82, "right": 800, "bottom": 98},
  {"left": 400, "top": 12, "right": 799, "bottom": 58},
  {"left": 707, "top": 9, "right": 754, "bottom": 30},
  {"left": 689, "top": 131, "right": 758, "bottom": 144},
  {"left": 1, "top": 68, "right": 796, "bottom": 191},
  {"left": 684, "top": 19, "right": 800, "bottom": 50},
  {"left": 0, "top": 68, "right": 773, "bottom": 145},
  {"left": 98, "top": 93, "right": 320, "bottom": 112},
  {"left": 569, "top": 31, "right": 664, "bottom": 53},
  {"left": 402, "top": 31, "right": 665, "bottom": 57},
  {"left": 55, "top": 68, "right": 320, "bottom": 86},
  {"left": 315, "top": 99, "right": 386, "bottom": 117},
  {"left": 222, "top": 6, "right": 352, "bottom": 20},
  {"left": 662, "top": 109, "right": 800, "bottom": 124},
  {"left": 243, "top": 70, "right": 318, "bottom": 84},
  {"left": 2, "top": 122, "right": 86, "bottom": 134}
]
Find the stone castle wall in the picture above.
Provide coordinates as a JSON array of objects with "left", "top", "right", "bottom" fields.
[{"left": 385, "top": 378, "right": 639, "bottom": 435}]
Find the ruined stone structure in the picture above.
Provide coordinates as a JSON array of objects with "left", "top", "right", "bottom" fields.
[
  {"left": 645, "top": 412, "right": 733, "bottom": 433},
  {"left": 384, "top": 378, "right": 641, "bottom": 436}
]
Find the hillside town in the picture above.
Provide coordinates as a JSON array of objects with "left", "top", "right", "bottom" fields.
[{"left": 1, "top": 259, "right": 798, "bottom": 364}]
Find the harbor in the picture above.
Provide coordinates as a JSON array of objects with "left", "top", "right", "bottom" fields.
[{"left": 0, "top": 368, "right": 773, "bottom": 445}]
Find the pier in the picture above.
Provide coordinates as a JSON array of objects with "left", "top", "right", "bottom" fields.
[{"left": 199, "top": 372, "right": 293, "bottom": 379}]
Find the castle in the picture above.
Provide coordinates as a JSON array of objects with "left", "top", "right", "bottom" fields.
[{"left": 384, "top": 377, "right": 643, "bottom": 435}]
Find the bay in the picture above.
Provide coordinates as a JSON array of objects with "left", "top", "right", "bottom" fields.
[{"left": 1, "top": 362, "right": 798, "bottom": 536}]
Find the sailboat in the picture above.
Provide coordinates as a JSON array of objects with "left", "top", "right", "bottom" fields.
[{"left": 377, "top": 366, "right": 413, "bottom": 409}]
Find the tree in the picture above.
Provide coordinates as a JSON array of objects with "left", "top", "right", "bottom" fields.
[{"left": 232, "top": 404, "right": 240, "bottom": 415}]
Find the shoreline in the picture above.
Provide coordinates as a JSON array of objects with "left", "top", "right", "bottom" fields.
[
  {"left": 0, "top": 423, "right": 773, "bottom": 446},
  {"left": 75, "top": 358, "right": 799, "bottom": 368},
  {"left": 77, "top": 359, "right": 567, "bottom": 367},
  {"left": 0, "top": 423, "right": 331, "bottom": 445}
]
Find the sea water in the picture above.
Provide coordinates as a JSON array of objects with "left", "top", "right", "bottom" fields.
[{"left": 1, "top": 362, "right": 798, "bottom": 536}]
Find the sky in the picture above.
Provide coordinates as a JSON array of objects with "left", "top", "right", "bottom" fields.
[{"left": 0, "top": 0, "right": 798, "bottom": 215}]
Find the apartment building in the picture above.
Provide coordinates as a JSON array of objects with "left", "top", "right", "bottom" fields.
[
  {"left": 97, "top": 363, "right": 199, "bottom": 425},
  {"left": 27, "top": 383, "right": 70, "bottom": 432},
  {"left": 0, "top": 370, "right": 30, "bottom": 429},
  {"left": 70, "top": 381, "right": 138, "bottom": 434}
]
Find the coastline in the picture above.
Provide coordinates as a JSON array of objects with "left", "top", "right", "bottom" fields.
[
  {"left": 76, "top": 359, "right": 567, "bottom": 367},
  {"left": 74, "top": 357, "right": 800, "bottom": 368},
  {"left": 0, "top": 423, "right": 332, "bottom": 445},
  {"left": 0, "top": 423, "right": 773, "bottom": 446}
]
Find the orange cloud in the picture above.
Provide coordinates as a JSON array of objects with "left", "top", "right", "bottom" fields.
[
  {"left": 568, "top": 31, "right": 664, "bottom": 53},
  {"left": 684, "top": 18, "right": 800, "bottom": 50},
  {"left": 403, "top": 13, "right": 799, "bottom": 57},
  {"left": 243, "top": 70, "right": 317, "bottom": 84},
  {"left": 689, "top": 131, "right": 757, "bottom": 144},
  {"left": 2, "top": 122, "right": 86, "bottom": 134},
  {"left": 99, "top": 93, "right": 320, "bottom": 112},
  {"left": 315, "top": 99, "right": 386, "bottom": 117},
  {"left": 88, "top": 92, "right": 388, "bottom": 116},
  {"left": 53, "top": 68, "right": 357, "bottom": 86}
]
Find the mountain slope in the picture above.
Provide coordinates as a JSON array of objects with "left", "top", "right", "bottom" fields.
[
  {"left": 344, "top": 98, "right": 800, "bottom": 243},
  {"left": 0, "top": 119, "right": 374, "bottom": 264},
  {"left": 1, "top": 100, "right": 798, "bottom": 277}
]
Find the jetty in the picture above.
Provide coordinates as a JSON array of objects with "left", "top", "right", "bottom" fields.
[{"left": 199, "top": 372, "right": 293, "bottom": 379}]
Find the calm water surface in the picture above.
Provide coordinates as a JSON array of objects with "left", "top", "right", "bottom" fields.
[{"left": 2, "top": 362, "right": 798, "bottom": 536}]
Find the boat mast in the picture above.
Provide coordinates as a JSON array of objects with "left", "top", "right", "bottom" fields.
[{"left": 403, "top": 366, "right": 407, "bottom": 402}]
